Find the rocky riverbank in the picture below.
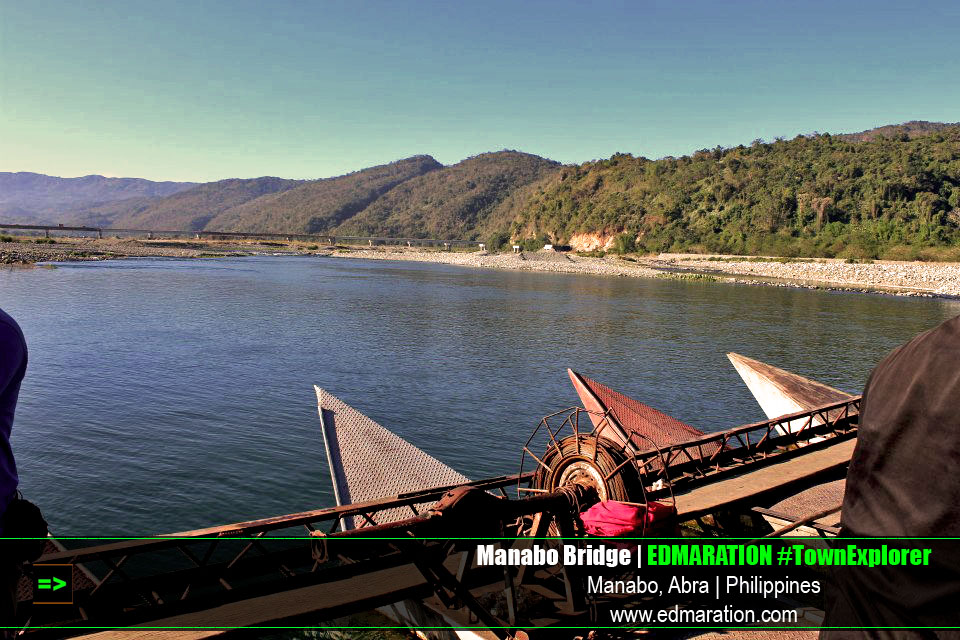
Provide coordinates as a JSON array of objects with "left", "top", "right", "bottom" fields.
[
  {"left": 326, "top": 247, "right": 663, "bottom": 278},
  {"left": 325, "top": 248, "right": 960, "bottom": 297},
  {"left": 0, "top": 237, "right": 308, "bottom": 264},
  {"left": 4, "top": 237, "right": 960, "bottom": 299},
  {"left": 653, "top": 253, "right": 960, "bottom": 297}
]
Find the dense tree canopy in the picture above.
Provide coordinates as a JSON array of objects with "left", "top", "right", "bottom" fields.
[{"left": 506, "top": 126, "right": 960, "bottom": 259}]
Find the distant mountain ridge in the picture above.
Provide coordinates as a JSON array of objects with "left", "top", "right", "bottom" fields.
[
  {"left": 0, "top": 172, "right": 196, "bottom": 223},
  {"left": 838, "top": 120, "right": 960, "bottom": 142},
  {"left": 334, "top": 151, "right": 560, "bottom": 239},
  {"left": 6, "top": 121, "right": 960, "bottom": 259},
  {"left": 58, "top": 151, "right": 560, "bottom": 240},
  {"left": 206, "top": 155, "right": 443, "bottom": 234},
  {"left": 68, "top": 176, "right": 306, "bottom": 231}
]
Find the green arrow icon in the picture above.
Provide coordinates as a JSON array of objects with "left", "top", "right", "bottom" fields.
[{"left": 37, "top": 577, "right": 66, "bottom": 591}]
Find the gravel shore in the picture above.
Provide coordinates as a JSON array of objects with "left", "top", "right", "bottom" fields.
[
  {"left": 329, "top": 248, "right": 960, "bottom": 298},
  {"left": 328, "top": 247, "right": 663, "bottom": 278},
  {"left": 653, "top": 253, "right": 960, "bottom": 297},
  {"left": 0, "top": 237, "right": 299, "bottom": 264},
  {"left": 4, "top": 237, "right": 959, "bottom": 299}
]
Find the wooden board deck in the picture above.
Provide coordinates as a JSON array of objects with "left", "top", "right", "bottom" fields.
[
  {"left": 674, "top": 438, "right": 856, "bottom": 519},
  {"left": 726, "top": 352, "right": 854, "bottom": 434}
]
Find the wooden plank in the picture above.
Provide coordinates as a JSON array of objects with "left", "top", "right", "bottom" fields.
[
  {"left": 727, "top": 352, "right": 854, "bottom": 434},
  {"left": 674, "top": 438, "right": 856, "bottom": 519}
]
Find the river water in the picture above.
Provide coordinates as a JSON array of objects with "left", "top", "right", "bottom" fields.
[{"left": 1, "top": 256, "right": 958, "bottom": 535}]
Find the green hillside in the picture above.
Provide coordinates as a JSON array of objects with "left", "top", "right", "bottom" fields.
[
  {"left": 334, "top": 151, "right": 560, "bottom": 239},
  {"left": 69, "top": 177, "right": 303, "bottom": 231},
  {"left": 505, "top": 126, "right": 960, "bottom": 259},
  {"left": 838, "top": 120, "right": 959, "bottom": 143},
  {"left": 206, "top": 155, "right": 442, "bottom": 233}
]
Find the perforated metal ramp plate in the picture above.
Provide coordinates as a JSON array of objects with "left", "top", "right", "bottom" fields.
[
  {"left": 767, "top": 478, "right": 845, "bottom": 527},
  {"left": 568, "top": 369, "right": 706, "bottom": 450},
  {"left": 316, "top": 386, "right": 470, "bottom": 529}
]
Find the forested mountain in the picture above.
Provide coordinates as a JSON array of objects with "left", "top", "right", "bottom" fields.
[
  {"left": 67, "top": 177, "right": 304, "bottom": 231},
  {"left": 56, "top": 152, "right": 558, "bottom": 239},
  {"left": 503, "top": 126, "right": 960, "bottom": 259},
  {"left": 334, "top": 151, "right": 559, "bottom": 239},
  {"left": 206, "top": 155, "right": 442, "bottom": 233},
  {"left": 10, "top": 122, "right": 960, "bottom": 259},
  {"left": 0, "top": 172, "right": 196, "bottom": 222}
]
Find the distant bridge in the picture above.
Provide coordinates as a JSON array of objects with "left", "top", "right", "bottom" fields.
[{"left": 0, "top": 222, "right": 480, "bottom": 248}]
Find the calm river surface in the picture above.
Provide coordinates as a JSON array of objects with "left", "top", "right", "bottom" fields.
[{"left": 2, "top": 255, "right": 958, "bottom": 535}]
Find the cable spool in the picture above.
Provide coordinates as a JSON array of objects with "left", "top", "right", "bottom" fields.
[{"left": 532, "top": 433, "right": 645, "bottom": 503}]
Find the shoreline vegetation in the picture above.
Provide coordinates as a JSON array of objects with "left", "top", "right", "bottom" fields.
[{"left": 3, "top": 236, "right": 959, "bottom": 299}]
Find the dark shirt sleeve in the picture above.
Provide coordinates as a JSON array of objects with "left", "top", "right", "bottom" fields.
[
  {"left": 0, "top": 321, "right": 26, "bottom": 391},
  {"left": 0, "top": 313, "right": 26, "bottom": 507}
]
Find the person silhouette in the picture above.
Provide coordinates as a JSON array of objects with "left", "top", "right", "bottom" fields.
[
  {"left": 822, "top": 314, "right": 960, "bottom": 637},
  {"left": 0, "top": 307, "right": 27, "bottom": 632}
]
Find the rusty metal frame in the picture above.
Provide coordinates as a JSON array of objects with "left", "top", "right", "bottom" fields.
[
  {"left": 22, "top": 398, "right": 860, "bottom": 636},
  {"left": 518, "top": 398, "right": 860, "bottom": 508},
  {"left": 635, "top": 397, "right": 861, "bottom": 494},
  {"left": 23, "top": 473, "right": 537, "bottom": 635}
]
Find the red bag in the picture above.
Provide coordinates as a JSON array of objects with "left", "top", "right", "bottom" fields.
[{"left": 580, "top": 500, "right": 677, "bottom": 537}]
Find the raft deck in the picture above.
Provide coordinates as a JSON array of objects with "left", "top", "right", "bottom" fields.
[{"left": 674, "top": 438, "right": 855, "bottom": 519}]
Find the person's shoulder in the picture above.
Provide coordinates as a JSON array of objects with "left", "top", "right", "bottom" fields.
[
  {"left": 899, "top": 314, "right": 960, "bottom": 355},
  {"left": 0, "top": 308, "right": 26, "bottom": 349},
  {"left": 869, "top": 314, "right": 960, "bottom": 382}
]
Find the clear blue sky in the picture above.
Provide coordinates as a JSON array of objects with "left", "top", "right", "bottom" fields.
[{"left": 1, "top": 0, "right": 958, "bottom": 182}]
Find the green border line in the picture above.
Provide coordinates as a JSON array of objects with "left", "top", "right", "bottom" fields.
[
  {"left": 7, "top": 536, "right": 960, "bottom": 540},
  {"left": 8, "top": 536, "right": 955, "bottom": 631}
]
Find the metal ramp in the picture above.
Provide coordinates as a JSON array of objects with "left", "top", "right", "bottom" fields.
[
  {"left": 567, "top": 368, "right": 707, "bottom": 449},
  {"left": 726, "top": 353, "right": 856, "bottom": 532},
  {"left": 316, "top": 386, "right": 470, "bottom": 529},
  {"left": 727, "top": 352, "right": 853, "bottom": 427}
]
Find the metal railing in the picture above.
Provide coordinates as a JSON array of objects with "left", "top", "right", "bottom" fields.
[
  {"left": 0, "top": 222, "right": 481, "bottom": 246},
  {"left": 636, "top": 396, "right": 861, "bottom": 494}
]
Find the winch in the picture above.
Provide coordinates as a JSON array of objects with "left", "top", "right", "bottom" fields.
[{"left": 518, "top": 406, "right": 653, "bottom": 506}]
